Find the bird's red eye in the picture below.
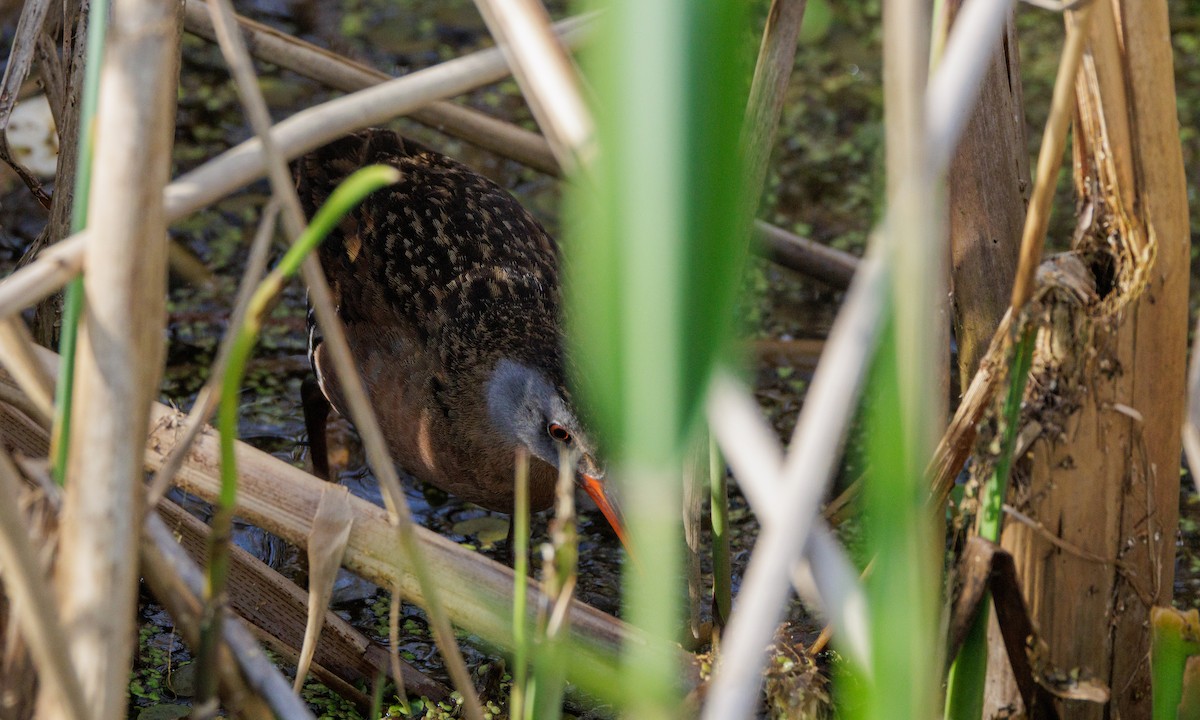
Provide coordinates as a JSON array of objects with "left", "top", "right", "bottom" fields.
[{"left": 548, "top": 423, "right": 572, "bottom": 443}]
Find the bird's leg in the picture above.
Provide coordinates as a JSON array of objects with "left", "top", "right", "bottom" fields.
[
  {"left": 301, "top": 375, "right": 333, "bottom": 481},
  {"left": 502, "top": 513, "right": 517, "bottom": 568}
]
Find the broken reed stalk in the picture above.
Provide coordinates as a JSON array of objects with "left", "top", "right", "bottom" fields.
[
  {"left": 292, "top": 489, "right": 354, "bottom": 694},
  {"left": 942, "top": 0, "right": 1026, "bottom": 388},
  {"left": 1008, "top": 3, "right": 1093, "bottom": 312},
  {"left": 992, "top": 0, "right": 1188, "bottom": 713},
  {"left": 943, "top": 6, "right": 1094, "bottom": 716},
  {"left": 985, "top": 0, "right": 1095, "bottom": 534}
]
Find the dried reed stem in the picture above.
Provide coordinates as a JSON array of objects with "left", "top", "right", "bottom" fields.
[
  {"left": 53, "top": 2, "right": 181, "bottom": 718},
  {"left": 470, "top": 0, "right": 595, "bottom": 173}
]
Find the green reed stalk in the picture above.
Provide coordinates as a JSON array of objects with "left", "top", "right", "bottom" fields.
[
  {"left": 566, "top": 0, "right": 749, "bottom": 714},
  {"left": 1151, "top": 607, "right": 1200, "bottom": 720},
  {"left": 943, "top": 328, "right": 1033, "bottom": 720}
]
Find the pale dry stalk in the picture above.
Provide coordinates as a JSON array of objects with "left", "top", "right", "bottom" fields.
[{"left": 51, "top": 1, "right": 181, "bottom": 718}]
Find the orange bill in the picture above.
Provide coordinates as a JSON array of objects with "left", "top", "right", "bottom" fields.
[{"left": 579, "top": 473, "right": 634, "bottom": 558}]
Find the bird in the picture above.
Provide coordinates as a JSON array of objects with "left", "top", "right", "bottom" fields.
[{"left": 294, "top": 128, "right": 627, "bottom": 550}]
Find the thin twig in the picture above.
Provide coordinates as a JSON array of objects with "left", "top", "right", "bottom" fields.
[
  {"left": 0, "top": 219, "right": 86, "bottom": 321},
  {"left": 754, "top": 220, "right": 858, "bottom": 289}
]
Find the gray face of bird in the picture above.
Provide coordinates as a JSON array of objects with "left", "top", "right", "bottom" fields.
[
  {"left": 485, "top": 358, "right": 599, "bottom": 474},
  {"left": 486, "top": 359, "right": 630, "bottom": 549}
]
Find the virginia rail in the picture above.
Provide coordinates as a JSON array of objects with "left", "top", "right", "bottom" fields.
[{"left": 295, "top": 128, "right": 626, "bottom": 547}]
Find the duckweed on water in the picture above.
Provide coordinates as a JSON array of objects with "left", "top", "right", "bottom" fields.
[{"left": 301, "top": 683, "right": 361, "bottom": 719}]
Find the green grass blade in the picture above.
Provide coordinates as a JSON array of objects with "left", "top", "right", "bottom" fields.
[
  {"left": 855, "top": 315, "right": 940, "bottom": 720},
  {"left": 978, "top": 329, "right": 1033, "bottom": 542},
  {"left": 50, "top": 0, "right": 109, "bottom": 485},
  {"left": 944, "top": 327, "right": 1035, "bottom": 720},
  {"left": 943, "top": 603, "right": 989, "bottom": 720}
]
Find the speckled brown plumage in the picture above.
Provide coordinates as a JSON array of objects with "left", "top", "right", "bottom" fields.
[{"left": 295, "top": 128, "right": 582, "bottom": 516}]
